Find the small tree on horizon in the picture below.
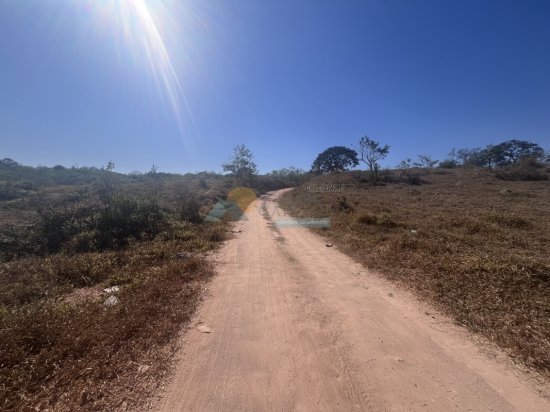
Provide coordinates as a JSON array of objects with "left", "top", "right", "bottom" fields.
[
  {"left": 222, "top": 144, "right": 258, "bottom": 187},
  {"left": 414, "top": 154, "right": 439, "bottom": 168},
  {"left": 357, "top": 136, "right": 390, "bottom": 181}
]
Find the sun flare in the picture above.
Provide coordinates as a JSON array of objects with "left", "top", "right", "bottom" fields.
[{"left": 84, "top": 0, "right": 203, "bottom": 132}]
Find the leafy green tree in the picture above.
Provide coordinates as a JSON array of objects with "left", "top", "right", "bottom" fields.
[
  {"left": 0, "top": 158, "right": 19, "bottom": 168},
  {"left": 450, "top": 148, "right": 483, "bottom": 167},
  {"left": 357, "top": 136, "right": 390, "bottom": 182},
  {"left": 311, "top": 146, "right": 358, "bottom": 174},
  {"left": 222, "top": 145, "right": 258, "bottom": 186},
  {"left": 357, "top": 136, "right": 390, "bottom": 174},
  {"left": 490, "top": 140, "right": 545, "bottom": 166},
  {"left": 451, "top": 140, "right": 545, "bottom": 169}
]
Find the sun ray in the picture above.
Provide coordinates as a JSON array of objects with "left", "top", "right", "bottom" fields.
[
  {"left": 129, "top": 0, "right": 184, "bottom": 125},
  {"left": 82, "top": 0, "right": 205, "bottom": 135}
]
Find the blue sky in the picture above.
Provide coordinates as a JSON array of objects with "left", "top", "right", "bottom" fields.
[{"left": 1, "top": 0, "right": 549, "bottom": 173}]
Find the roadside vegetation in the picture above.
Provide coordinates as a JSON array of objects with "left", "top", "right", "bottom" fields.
[
  {"left": 282, "top": 138, "right": 550, "bottom": 378},
  {"left": 0, "top": 155, "right": 306, "bottom": 411}
]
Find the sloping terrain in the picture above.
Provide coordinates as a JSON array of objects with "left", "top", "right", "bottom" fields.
[{"left": 279, "top": 168, "right": 550, "bottom": 378}]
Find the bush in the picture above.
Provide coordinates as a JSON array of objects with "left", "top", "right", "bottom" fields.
[
  {"left": 15, "top": 180, "right": 36, "bottom": 191},
  {"left": 0, "top": 182, "right": 20, "bottom": 201},
  {"left": 93, "top": 197, "right": 166, "bottom": 249},
  {"left": 495, "top": 158, "right": 548, "bottom": 181},
  {"left": 36, "top": 208, "right": 91, "bottom": 254},
  {"left": 178, "top": 196, "right": 202, "bottom": 223},
  {"left": 402, "top": 171, "right": 423, "bottom": 185},
  {"left": 0, "top": 225, "right": 37, "bottom": 262},
  {"left": 35, "top": 196, "right": 167, "bottom": 254},
  {"left": 438, "top": 159, "right": 459, "bottom": 169}
]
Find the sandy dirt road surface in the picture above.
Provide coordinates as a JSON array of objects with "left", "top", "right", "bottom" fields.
[{"left": 154, "top": 189, "right": 549, "bottom": 411}]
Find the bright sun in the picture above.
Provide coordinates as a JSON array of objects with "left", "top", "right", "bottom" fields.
[{"left": 85, "top": 0, "right": 198, "bottom": 131}]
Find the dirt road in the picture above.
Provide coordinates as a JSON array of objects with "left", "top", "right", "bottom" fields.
[{"left": 155, "top": 190, "right": 549, "bottom": 411}]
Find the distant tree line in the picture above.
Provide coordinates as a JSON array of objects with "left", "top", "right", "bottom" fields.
[
  {"left": 307, "top": 136, "right": 548, "bottom": 182},
  {"left": 439, "top": 140, "right": 546, "bottom": 169},
  {"left": 309, "top": 136, "right": 390, "bottom": 184}
]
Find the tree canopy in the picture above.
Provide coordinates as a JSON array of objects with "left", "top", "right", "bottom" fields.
[
  {"left": 445, "top": 140, "right": 545, "bottom": 169},
  {"left": 357, "top": 136, "right": 390, "bottom": 173},
  {"left": 311, "top": 146, "right": 359, "bottom": 174},
  {"left": 222, "top": 144, "right": 258, "bottom": 186}
]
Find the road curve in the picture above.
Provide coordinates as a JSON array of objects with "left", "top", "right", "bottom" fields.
[{"left": 154, "top": 189, "right": 549, "bottom": 412}]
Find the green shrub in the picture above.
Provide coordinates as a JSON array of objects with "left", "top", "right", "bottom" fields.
[
  {"left": 93, "top": 197, "right": 166, "bottom": 249},
  {"left": 35, "top": 196, "right": 167, "bottom": 254},
  {"left": 0, "top": 225, "right": 37, "bottom": 262},
  {"left": 36, "top": 208, "right": 91, "bottom": 254}
]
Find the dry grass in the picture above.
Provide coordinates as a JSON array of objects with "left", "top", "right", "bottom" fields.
[
  {"left": 280, "top": 168, "right": 550, "bottom": 376},
  {"left": 0, "top": 221, "right": 226, "bottom": 411},
  {"left": 0, "top": 161, "right": 307, "bottom": 410}
]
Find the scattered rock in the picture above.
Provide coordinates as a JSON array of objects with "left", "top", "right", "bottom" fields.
[
  {"left": 176, "top": 252, "right": 188, "bottom": 260},
  {"left": 394, "top": 356, "right": 405, "bottom": 363},
  {"left": 103, "top": 286, "right": 120, "bottom": 294},
  {"left": 325, "top": 243, "right": 333, "bottom": 247},
  {"left": 499, "top": 189, "right": 513, "bottom": 195},
  {"left": 197, "top": 324, "right": 211, "bottom": 333},
  {"left": 103, "top": 295, "right": 119, "bottom": 307},
  {"left": 410, "top": 230, "right": 418, "bottom": 234}
]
